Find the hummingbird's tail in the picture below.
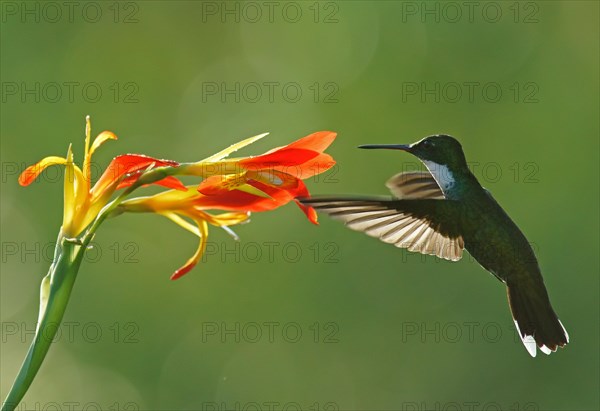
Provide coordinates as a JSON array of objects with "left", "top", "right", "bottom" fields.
[{"left": 506, "top": 281, "right": 569, "bottom": 357}]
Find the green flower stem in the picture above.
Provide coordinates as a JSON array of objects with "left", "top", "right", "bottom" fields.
[
  {"left": 2, "top": 165, "right": 181, "bottom": 410},
  {"left": 2, "top": 234, "right": 87, "bottom": 411}
]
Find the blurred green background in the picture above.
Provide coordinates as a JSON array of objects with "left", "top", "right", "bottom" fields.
[{"left": 1, "top": 1, "right": 598, "bottom": 410}]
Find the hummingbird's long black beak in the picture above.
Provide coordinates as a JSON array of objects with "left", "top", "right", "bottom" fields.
[{"left": 358, "top": 144, "right": 412, "bottom": 152}]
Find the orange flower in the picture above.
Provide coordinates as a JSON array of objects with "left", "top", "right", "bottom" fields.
[
  {"left": 192, "top": 131, "right": 337, "bottom": 224},
  {"left": 18, "top": 116, "right": 185, "bottom": 237},
  {"left": 120, "top": 131, "right": 337, "bottom": 279}
]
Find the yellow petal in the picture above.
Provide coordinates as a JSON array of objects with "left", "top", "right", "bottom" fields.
[
  {"left": 191, "top": 210, "right": 250, "bottom": 241},
  {"left": 160, "top": 211, "right": 201, "bottom": 237},
  {"left": 83, "top": 116, "right": 92, "bottom": 189},
  {"left": 89, "top": 131, "right": 118, "bottom": 157},
  {"left": 119, "top": 187, "right": 197, "bottom": 213},
  {"left": 201, "top": 132, "right": 269, "bottom": 163},
  {"left": 62, "top": 145, "right": 88, "bottom": 237},
  {"left": 204, "top": 173, "right": 271, "bottom": 198},
  {"left": 171, "top": 219, "right": 209, "bottom": 280},
  {"left": 195, "top": 210, "right": 250, "bottom": 227},
  {"left": 84, "top": 129, "right": 117, "bottom": 193},
  {"left": 18, "top": 156, "right": 67, "bottom": 186},
  {"left": 62, "top": 146, "right": 76, "bottom": 234},
  {"left": 235, "top": 183, "right": 272, "bottom": 198}
]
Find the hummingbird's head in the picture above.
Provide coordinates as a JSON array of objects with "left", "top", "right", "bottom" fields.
[{"left": 360, "top": 134, "right": 467, "bottom": 170}]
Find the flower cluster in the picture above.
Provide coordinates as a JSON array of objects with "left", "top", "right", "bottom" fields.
[{"left": 19, "top": 117, "right": 337, "bottom": 279}]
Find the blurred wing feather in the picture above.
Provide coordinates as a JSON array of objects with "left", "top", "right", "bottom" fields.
[
  {"left": 386, "top": 171, "right": 445, "bottom": 199},
  {"left": 303, "top": 198, "right": 464, "bottom": 261}
]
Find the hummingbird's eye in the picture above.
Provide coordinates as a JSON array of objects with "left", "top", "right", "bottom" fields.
[{"left": 422, "top": 140, "right": 433, "bottom": 149}]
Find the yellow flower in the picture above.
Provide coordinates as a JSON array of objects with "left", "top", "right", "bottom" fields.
[{"left": 18, "top": 116, "right": 184, "bottom": 238}]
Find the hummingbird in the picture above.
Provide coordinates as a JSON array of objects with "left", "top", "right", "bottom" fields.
[{"left": 300, "top": 135, "right": 568, "bottom": 357}]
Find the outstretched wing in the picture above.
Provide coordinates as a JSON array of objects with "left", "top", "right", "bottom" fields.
[{"left": 300, "top": 171, "right": 464, "bottom": 261}]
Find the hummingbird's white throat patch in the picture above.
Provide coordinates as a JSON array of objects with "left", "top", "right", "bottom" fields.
[{"left": 421, "top": 161, "right": 455, "bottom": 193}]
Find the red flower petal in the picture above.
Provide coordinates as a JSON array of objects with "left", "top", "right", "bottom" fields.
[
  {"left": 197, "top": 175, "right": 241, "bottom": 196},
  {"left": 257, "top": 131, "right": 337, "bottom": 156},
  {"left": 295, "top": 200, "right": 318, "bottom": 225},
  {"left": 238, "top": 131, "right": 337, "bottom": 179},
  {"left": 270, "top": 153, "right": 336, "bottom": 180},
  {"left": 92, "top": 154, "right": 182, "bottom": 197},
  {"left": 171, "top": 264, "right": 195, "bottom": 280},
  {"left": 239, "top": 148, "right": 319, "bottom": 170},
  {"left": 170, "top": 218, "right": 209, "bottom": 280},
  {"left": 118, "top": 175, "right": 187, "bottom": 191},
  {"left": 195, "top": 175, "right": 317, "bottom": 224},
  {"left": 153, "top": 176, "right": 187, "bottom": 191},
  {"left": 285, "top": 131, "right": 337, "bottom": 153},
  {"left": 286, "top": 178, "right": 319, "bottom": 225},
  {"left": 194, "top": 183, "right": 293, "bottom": 211}
]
